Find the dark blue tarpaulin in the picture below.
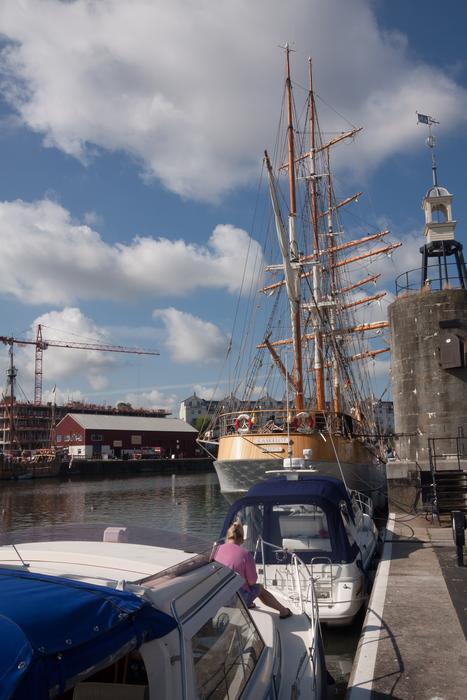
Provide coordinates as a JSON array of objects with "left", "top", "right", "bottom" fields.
[
  {"left": 221, "top": 475, "right": 359, "bottom": 564},
  {"left": 0, "top": 567, "right": 177, "bottom": 699}
]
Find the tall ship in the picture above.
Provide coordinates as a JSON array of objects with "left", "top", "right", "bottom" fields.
[{"left": 202, "top": 47, "right": 399, "bottom": 503}]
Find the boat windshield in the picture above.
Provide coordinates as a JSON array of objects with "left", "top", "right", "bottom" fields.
[{"left": 234, "top": 503, "right": 332, "bottom": 556}]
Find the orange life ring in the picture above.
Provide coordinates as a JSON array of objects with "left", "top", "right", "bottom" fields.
[{"left": 235, "top": 413, "right": 253, "bottom": 434}]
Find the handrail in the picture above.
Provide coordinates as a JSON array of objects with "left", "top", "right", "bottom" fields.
[
  {"left": 350, "top": 489, "right": 374, "bottom": 519},
  {"left": 255, "top": 536, "right": 322, "bottom": 690},
  {"left": 428, "top": 436, "right": 466, "bottom": 471},
  {"left": 255, "top": 537, "right": 318, "bottom": 621},
  {"left": 395, "top": 261, "right": 465, "bottom": 296}
]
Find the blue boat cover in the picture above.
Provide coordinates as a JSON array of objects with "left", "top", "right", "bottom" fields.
[
  {"left": 221, "top": 475, "right": 359, "bottom": 564},
  {"left": 0, "top": 567, "right": 177, "bottom": 700}
]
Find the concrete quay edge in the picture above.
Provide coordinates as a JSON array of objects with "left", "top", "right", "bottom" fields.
[{"left": 346, "top": 513, "right": 467, "bottom": 700}]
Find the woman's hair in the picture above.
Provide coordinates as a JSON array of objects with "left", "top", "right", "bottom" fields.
[{"left": 226, "top": 521, "right": 244, "bottom": 543}]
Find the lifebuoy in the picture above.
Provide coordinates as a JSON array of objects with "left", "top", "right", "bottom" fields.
[
  {"left": 294, "top": 412, "right": 314, "bottom": 432},
  {"left": 235, "top": 413, "right": 253, "bottom": 434}
]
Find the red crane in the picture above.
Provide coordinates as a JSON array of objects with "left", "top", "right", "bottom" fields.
[{"left": 0, "top": 324, "right": 160, "bottom": 405}]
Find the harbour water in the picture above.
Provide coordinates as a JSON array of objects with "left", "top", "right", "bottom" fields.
[{"left": 0, "top": 471, "right": 360, "bottom": 695}]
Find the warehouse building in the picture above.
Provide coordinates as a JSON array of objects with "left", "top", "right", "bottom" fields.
[{"left": 55, "top": 413, "right": 198, "bottom": 459}]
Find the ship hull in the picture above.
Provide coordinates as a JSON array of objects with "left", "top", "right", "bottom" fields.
[{"left": 214, "top": 432, "right": 386, "bottom": 506}]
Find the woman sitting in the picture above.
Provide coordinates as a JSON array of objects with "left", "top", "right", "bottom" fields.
[{"left": 214, "top": 522, "right": 292, "bottom": 618}]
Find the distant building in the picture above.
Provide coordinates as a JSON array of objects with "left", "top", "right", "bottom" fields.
[
  {"left": 55, "top": 413, "right": 198, "bottom": 459},
  {"left": 179, "top": 392, "right": 285, "bottom": 426},
  {"left": 372, "top": 400, "right": 395, "bottom": 436},
  {"left": 179, "top": 392, "right": 213, "bottom": 424}
]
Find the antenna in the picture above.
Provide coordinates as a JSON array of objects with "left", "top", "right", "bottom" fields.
[{"left": 417, "top": 112, "right": 440, "bottom": 187}]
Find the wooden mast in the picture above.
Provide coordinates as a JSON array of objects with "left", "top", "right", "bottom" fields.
[
  {"left": 309, "top": 57, "right": 326, "bottom": 410},
  {"left": 285, "top": 45, "right": 304, "bottom": 412},
  {"left": 325, "top": 147, "right": 341, "bottom": 413}
]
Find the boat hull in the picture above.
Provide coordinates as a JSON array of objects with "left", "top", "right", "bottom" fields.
[{"left": 214, "top": 432, "right": 386, "bottom": 505}]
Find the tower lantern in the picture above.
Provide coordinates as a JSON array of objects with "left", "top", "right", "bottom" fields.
[{"left": 415, "top": 113, "right": 467, "bottom": 290}]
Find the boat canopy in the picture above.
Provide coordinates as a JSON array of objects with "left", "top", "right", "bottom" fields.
[
  {"left": 0, "top": 567, "right": 177, "bottom": 700},
  {"left": 221, "top": 475, "right": 359, "bottom": 564}
]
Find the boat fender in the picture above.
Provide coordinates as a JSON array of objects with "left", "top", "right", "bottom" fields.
[
  {"left": 294, "top": 412, "right": 314, "bottom": 431},
  {"left": 235, "top": 413, "right": 253, "bottom": 434}
]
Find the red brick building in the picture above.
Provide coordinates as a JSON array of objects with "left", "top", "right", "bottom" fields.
[{"left": 55, "top": 413, "right": 198, "bottom": 459}]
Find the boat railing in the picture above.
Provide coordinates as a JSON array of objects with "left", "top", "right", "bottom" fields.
[
  {"left": 350, "top": 489, "right": 374, "bottom": 519},
  {"left": 256, "top": 538, "right": 319, "bottom": 623},
  {"left": 309, "top": 557, "right": 334, "bottom": 604}
]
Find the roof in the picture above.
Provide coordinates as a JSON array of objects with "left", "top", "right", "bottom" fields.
[
  {"left": 0, "top": 566, "right": 176, "bottom": 699},
  {"left": 221, "top": 475, "right": 357, "bottom": 565},
  {"left": 425, "top": 185, "right": 451, "bottom": 198},
  {"left": 244, "top": 474, "right": 352, "bottom": 504},
  {"left": 60, "top": 413, "right": 198, "bottom": 433}
]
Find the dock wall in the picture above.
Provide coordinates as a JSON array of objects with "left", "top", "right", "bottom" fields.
[{"left": 64, "top": 457, "right": 215, "bottom": 477}]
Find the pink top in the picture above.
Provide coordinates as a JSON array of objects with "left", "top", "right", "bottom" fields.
[{"left": 214, "top": 542, "right": 257, "bottom": 590}]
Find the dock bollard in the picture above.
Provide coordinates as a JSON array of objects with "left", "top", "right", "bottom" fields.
[{"left": 451, "top": 510, "right": 466, "bottom": 566}]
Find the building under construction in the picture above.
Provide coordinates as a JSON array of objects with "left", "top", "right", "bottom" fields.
[{"left": 0, "top": 324, "right": 162, "bottom": 455}]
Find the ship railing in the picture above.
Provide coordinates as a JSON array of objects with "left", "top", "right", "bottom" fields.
[{"left": 215, "top": 408, "right": 360, "bottom": 439}]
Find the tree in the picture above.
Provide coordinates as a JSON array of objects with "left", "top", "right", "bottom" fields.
[{"left": 191, "top": 416, "right": 211, "bottom": 433}]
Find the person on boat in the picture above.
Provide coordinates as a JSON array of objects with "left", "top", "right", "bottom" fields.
[
  {"left": 214, "top": 522, "right": 292, "bottom": 618},
  {"left": 264, "top": 414, "right": 283, "bottom": 433}
]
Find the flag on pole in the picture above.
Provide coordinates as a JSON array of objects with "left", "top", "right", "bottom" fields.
[{"left": 417, "top": 113, "right": 430, "bottom": 124}]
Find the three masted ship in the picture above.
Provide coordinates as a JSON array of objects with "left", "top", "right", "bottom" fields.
[{"left": 203, "top": 47, "right": 398, "bottom": 504}]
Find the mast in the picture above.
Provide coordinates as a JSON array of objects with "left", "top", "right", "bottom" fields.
[
  {"left": 308, "top": 57, "right": 326, "bottom": 410},
  {"left": 325, "top": 147, "right": 340, "bottom": 413},
  {"left": 285, "top": 45, "right": 304, "bottom": 411}
]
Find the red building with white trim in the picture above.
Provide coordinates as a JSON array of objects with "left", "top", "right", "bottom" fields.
[{"left": 55, "top": 413, "right": 198, "bottom": 459}]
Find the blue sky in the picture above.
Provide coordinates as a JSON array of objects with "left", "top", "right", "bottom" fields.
[{"left": 0, "top": 0, "right": 466, "bottom": 414}]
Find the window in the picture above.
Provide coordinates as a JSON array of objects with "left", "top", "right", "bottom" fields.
[
  {"left": 192, "top": 595, "right": 264, "bottom": 700},
  {"left": 56, "top": 435, "right": 62, "bottom": 443},
  {"left": 273, "top": 504, "right": 331, "bottom": 552},
  {"left": 91, "top": 434, "right": 103, "bottom": 441}
]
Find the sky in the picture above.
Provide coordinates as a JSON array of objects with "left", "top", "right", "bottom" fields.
[{"left": 0, "top": 0, "right": 466, "bottom": 415}]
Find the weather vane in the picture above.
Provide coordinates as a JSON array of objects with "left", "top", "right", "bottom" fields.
[{"left": 417, "top": 112, "right": 440, "bottom": 186}]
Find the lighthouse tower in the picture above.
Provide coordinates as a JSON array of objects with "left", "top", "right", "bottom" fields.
[{"left": 388, "top": 115, "right": 467, "bottom": 466}]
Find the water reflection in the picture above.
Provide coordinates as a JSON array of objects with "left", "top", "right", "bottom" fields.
[{"left": 0, "top": 472, "right": 227, "bottom": 541}]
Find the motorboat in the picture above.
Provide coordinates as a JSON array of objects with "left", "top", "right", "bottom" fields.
[
  {"left": 0, "top": 523, "right": 327, "bottom": 699},
  {"left": 220, "top": 469, "right": 379, "bottom": 626}
]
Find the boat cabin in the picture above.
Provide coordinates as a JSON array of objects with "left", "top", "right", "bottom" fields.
[{"left": 221, "top": 474, "right": 360, "bottom": 565}]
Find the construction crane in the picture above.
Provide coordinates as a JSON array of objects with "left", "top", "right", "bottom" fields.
[{"left": 0, "top": 324, "right": 160, "bottom": 405}]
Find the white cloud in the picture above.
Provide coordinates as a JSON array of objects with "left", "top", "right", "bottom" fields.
[
  {"left": 16, "top": 307, "right": 118, "bottom": 390},
  {"left": 0, "top": 199, "right": 264, "bottom": 304},
  {"left": 192, "top": 384, "right": 227, "bottom": 401},
  {"left": 123, "top": 388, "right": 177, "bottom": 413},
  {"left": 153, "top": 308, "right": 229, "bottom": 363},
  {"left": 0, "top": 1, "right": 465, "bottom": 201},
  {"left": 42, "top": 387, "right": 85, "bottom": 405}
]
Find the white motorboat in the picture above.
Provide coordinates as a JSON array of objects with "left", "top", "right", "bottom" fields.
[
  {"left": 220, "top": 469, "right": 379, "bottom": 626},
  {"left": 0, "top": 523, "right": 327, "bottom": 699}
]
